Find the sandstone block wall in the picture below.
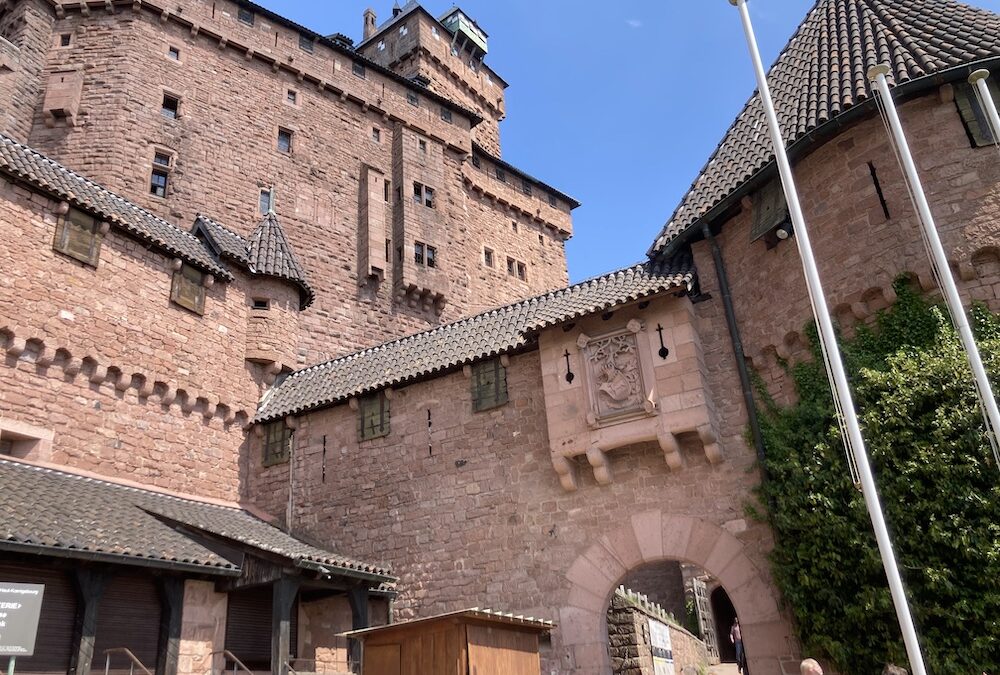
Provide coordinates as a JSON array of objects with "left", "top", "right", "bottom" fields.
[
  {"left": 0, "top": 0, "right": 51, "bottom": 141},
  {"left": 607, "top": 592, "right": 709, "bottom": 675},
  {"left": 16, "top": 0, "right": 572, "bottom": 366}
]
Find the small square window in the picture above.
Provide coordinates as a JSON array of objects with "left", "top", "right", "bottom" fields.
[
  {"left": 399, "top": 24, "right": 408, "bottom": 36},
  {"left": 538, "top": 234, "right": 544, "bottom": 245},
  {"left": 277, "top": 128, "right": 293, "bottom": 153},
  {"left": 483, "top": 247, "right": 494, "bottom": 268},
  {"left": 517, "top": 261, "right": 527, "bottom": 281},
  {"left": 252, "top": 298, "right": 270, "bottom": 310},
  {"left": 352, "top": 61, "right": 366, "bottom": 78},
  {"left": 170, "top": 263, "right": 206, "bottom": 315},
  {"left": 506, "top": 257, "right": 515, "bottom": 276},
  {"left": 418, "top": 139, "right": 427, "bottom": 154},
  {"left": 495, "top": 167, "right": 506, "bottom": 183},
  {"left": 53, "top": 208, "right": 102, "bottom": 267},
  {"left": 414, "top": 241, "right": 425, "bottom": 265},
  {"left": 372, "top": 127, "right": 381, "bottom": 143},
  {"left": 471, "top": 359, "right": 508, "bottom": 412},
  {"left": 472, "top": 155, "right": 481, "bottom": 169},
  {"left": 377, "top": 40, "right": 385, "bottom": 51},
  {"left": 167, "top": 45, "right": 180, "bottom": 60},
  {"left": 298, "top": 33, "right": 314, "bottom": 53},
  {"left": 413, "top": 182, "right": 435, "bottom": 208},
  {"left": 237, "top": 7, "right": 254, "bottom": 25},
  {"left": 153, "top": 152, "right": 171, "bottom": 167},
  {"left": 262, "top": 420, "right": 291, "bottom": 466},
  {"left": 521, "top": 180, "right": 532, "bottom": 196},
  {"left": 548, "top": 193, "right": 558, "bottom": 208},
  {"left": 59, "top": 33, "right": 71, "bottom": 47},
  {"left": 161, "top": 94, "right": 179, "bottom": 119},
  {"left": 286, "top": 89, "right": 297, "bottom": 104},
  {"left": 407, "top": 91, "right": 419, "bottom": 107},
  {"left": 358, "top": 392, "right": 390, "bottom": 441},
  {"left": 426, "top": 245, "right": 437, "bottom": 268},
  {"left": 440, "top": 107, "right": 452, "bottom": 123},
  {"left": 150, "top": 168, "right": 169, "bottom": 198},
  {"left": 259, "top": 189, "right": 273, "bottom": 214}
]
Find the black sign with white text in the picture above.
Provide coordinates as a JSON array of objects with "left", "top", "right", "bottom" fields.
[{"left": 0, "top": 583, "right": 45, "bottom": 657}]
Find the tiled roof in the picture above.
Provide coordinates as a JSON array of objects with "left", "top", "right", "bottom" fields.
[
  {"left": 648, "top": 0, "right": 1000, "bottom": 256},
  {"left": 255, "top": 253, "right": 694, "bottom": 422},
  {"left": 472, "top": 143, "right": 581, "bottom": 210},
  {"left": 0, "top": 133, "right": 231, "bottom": 280},
  {"left": 194, "top": 213, "right": 315, "bottom": 309},
  {"left": 0, "top": 458, "right": 393, "bottom": 581}
]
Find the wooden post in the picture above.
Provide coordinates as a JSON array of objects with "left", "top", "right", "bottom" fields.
[
  {"left": 346, "top": 586, "right": 369, "bottom": 674},
  {"left": 270, "top": 578, "right": 299, "bottom": 675},
  {"left": 69, "top": 569, "right": 108, "bottom": 675},
  {"left": 156, "top": 578, "right": 184, "bottom": 675}
]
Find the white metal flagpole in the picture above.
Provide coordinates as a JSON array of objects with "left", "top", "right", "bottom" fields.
[
  {"left": 970, "top": 69, "right": 1000, "bottom": 145},
  {"left": 729, "top": 3, "right": 928, "bottom": 673},
  {"left": 870, "top": 64, "right": 1000, "bottom": 471}
]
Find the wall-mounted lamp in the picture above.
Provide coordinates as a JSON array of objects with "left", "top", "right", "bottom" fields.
[
  {"left": 656, "top": 324, "right": 669, "bottom": 359},
  {"left": 775, "top": 221, "right": 793, "bottom": 240},
  {"left": 564, "top": 349, "right": 575, "bottom": 383}
]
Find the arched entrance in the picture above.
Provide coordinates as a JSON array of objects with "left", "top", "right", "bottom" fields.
[
  {"left": 559, "top": 511, "right": 798, "bottom": 674},
  {"left": 712, "top": 585, "right": 738, "bottom": 663}
]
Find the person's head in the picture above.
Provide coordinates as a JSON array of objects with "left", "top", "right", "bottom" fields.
[
  {"left": 733, "top": 617, "right": 739, "bottom": 626},
  {"left": 800, "top": 658, "right": 823, "bottom": 675}
]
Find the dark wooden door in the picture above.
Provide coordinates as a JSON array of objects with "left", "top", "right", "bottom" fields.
[
  {"left": 224, "top": 586, "right": 298, "bottom": 670},
  {"left": 91, "top": 573, "right": 162, "bottom": 674},
  {"left": 0, "top": 563, "right": 77, "bottom": 675}
]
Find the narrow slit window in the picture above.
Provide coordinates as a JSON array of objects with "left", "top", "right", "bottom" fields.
[
  {"left": 286, "top": 89, "right": 298, "bottom": 105},
  {"left": 483, "top": 247, "right": 494, "bottom": 268},
  {"left": 372, "top": 127, "right": 381, "bottom": 143},
  {"left": 252, "top": 298, "right": 270, "bottom": 310},
  {"left": 259, "top": 189, "right": 273, "bottom": 214},
  {"left": 277, "top": 128, "right": 293, "bottom": 153}
]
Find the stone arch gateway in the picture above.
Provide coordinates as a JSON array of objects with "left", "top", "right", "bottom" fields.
[{"left": 559, "top": 510, "right": 799, "bottom": 674}]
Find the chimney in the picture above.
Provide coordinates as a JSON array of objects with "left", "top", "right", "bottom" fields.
[
  {"left": 392, "top": 2, "right": 402, "bottom": 18},
  {"left": 363, "top": 8, "right": 377, "bottom": 40}
]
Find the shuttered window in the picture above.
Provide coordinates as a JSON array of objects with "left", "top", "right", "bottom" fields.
[
  {"left": 53, "top": 208, "right": 102, "bottom": 267},
  {"left": 171, "top": 263, "right": 206, "bottom": 315},
  {"left": 225, "top": 586, "right": 298, "bottom": 670},
  {"left": 92, "top": 573, "right": 162, "bottom": 673},
  {"left": 749, "top": 178, "right": 789, "bottom": 243},
  {"left": 471, "top": 359, "right": 508, "bottom": 412},
  {"left": 263, "top": 420, "right": 292, "bottom": 466},
  {"left": 955, "top": 79, "right": 1000, "bottom": 147},
  {"left": 359, "top": 392, "right": 390, "bottom": 441},
  {"left": 0, "top": 564, "right": 76, "bottom": 674}
]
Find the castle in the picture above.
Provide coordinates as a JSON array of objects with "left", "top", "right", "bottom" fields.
[{"left": 1, "top": 0, "right": 999, "bottom": 674}]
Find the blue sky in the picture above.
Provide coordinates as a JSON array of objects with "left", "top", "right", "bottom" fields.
[{"left": 261, "top": 0, "right": 1000, "bottom": 283}]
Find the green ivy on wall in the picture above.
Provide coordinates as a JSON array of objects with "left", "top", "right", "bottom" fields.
[{"left": 754, "top": 280, "right": 1000, "bottom": 674}]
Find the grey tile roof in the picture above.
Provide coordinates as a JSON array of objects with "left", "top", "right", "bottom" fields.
[
  {"left": 255, "top": 253, "right": 694, "bottom": 422},
  {"left": 472, "top": 142, "right": 580, "bottom": 210},
  {"left": 0, "top": 133, "right": 231, "bottom": 280},
  {"left": 194, "top": 213, "right": 315, "bottom": 309},
  {"left": 0, "top": 458, "right": 393, "bottom": 580},
  {"left": 648, "top": 0, "right": 1000, "bottom": 256}
]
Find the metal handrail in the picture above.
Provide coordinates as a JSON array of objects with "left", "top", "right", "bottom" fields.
[
  {"left": 103, "top": 648, "right": 153, "bottom": 675},
  {"left": 208, "top": 650, "right": 254, "bottom": 675}
]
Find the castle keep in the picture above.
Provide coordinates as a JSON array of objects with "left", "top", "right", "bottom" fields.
[{"left": 2, "top": 1, "right": 1000, "bottom": 674}]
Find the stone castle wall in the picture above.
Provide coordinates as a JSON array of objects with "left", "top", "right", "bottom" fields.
[{"left": 607, "top": 591, "right": 709, "bottom": 675}]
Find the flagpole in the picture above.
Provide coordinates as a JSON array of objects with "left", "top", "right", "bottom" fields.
[
  {"left": 729, "top": 3, "right": 928, "bottom": 673},
  {"left": 970, "top": 69, "right": 1000, "bottom": 143},
  {"left": 870, "top": 65, "right": 1000, "bottom": 471}
]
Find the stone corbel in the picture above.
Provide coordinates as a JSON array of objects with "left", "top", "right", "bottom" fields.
[
  {"left": 130, "top": 0, "right": 141, "bottom": 14},
  {"left": 699, "top": 425, "right": 724, "bottom": 464},
  {"left": 348, "top": 397, "right": 359, "bottom": 411},
  {"left": 202, "top": 397, "right": 218, "bottom": 420},
  {"left": 171, "top": 258, "right": 183, "bottom": 272},
  {"left": 137, "top": 376, "right": 155, "bottom": 398},
  {"left": 104, "top": 0, "right": 114, "bottom": 14},
  {"left": 159, "top": 385, "right": 177, "bottom": 407},
  {"left": 80, "top": 3, "right": 90, "bottom": 16},
  {"left": 89, "top": 363, "right": 108, "bottom": 385},
  {"left": 63, "top": 356, "right": 83, "bottom": 376},
  {"left": 657, "top": 430, "right": 684, "bottom": 471},
  {"left": 190, "top": 24, "right": 199, "bottom": 37},
  {"left": 551, "top": 454, "right": 578, "bottom": 492},
  {"left": 586, "top": 445, "right": 612, "bottom": 486},
  {"left": 202, "top": 274, "right": 215, "bottom": 289},
  {"left": 159, "top": 9, "right": 169, "bottom": 22},
  {"left": 56, "top": 201, "right": 70, "bottom": 216},
  {"left": 5, "top": 336, "right": 26, "bottom": 358}
]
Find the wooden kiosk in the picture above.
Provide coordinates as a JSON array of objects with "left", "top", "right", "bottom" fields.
[{"left": 340, "top": 608, "right": 555, "bottom": 675}]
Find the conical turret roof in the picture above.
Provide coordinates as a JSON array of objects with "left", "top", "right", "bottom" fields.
[{"left": 649, "top": 0, "right": 1000, "bottom": 256}]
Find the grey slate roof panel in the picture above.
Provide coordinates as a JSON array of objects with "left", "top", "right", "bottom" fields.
[
  {"left": 194, "top": 213, "right": 315, "bottom": 309},
  {"left": 0, "top": 133, "right": 231, "bottom": 280},
  {"left": 648, "top": 0, "right": 1000, "bottom": 256},
  {"left": 0, "top": 458, "right": 393, "bottom": 580},
  {"left": 255, "top": 253, "right": 694, "bottom": 422}
]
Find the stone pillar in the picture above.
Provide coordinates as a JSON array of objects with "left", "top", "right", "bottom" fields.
[{"left": 177, "top": 580, "right": 228, "bottom": 675}]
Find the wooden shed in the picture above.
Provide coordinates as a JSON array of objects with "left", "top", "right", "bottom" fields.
[{"left": 340, "top": 608, "right": 555, "bottom": 675}]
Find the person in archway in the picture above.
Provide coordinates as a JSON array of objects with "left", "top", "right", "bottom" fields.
[{"left": 730, "top": 617, "right": 746, "bottom": 673}]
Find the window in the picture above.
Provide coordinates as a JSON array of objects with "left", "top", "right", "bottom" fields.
[
  {"left": 237, "top": 7, "right": 254, "bottom": 25},
  {"left": 511, "top": 221, "right": 518, "bottom": 233},
  {"left": 407, "top": 91, "right": 419, "bottom": 107},
  {"left": 150, "top": 167, "right": 169, "bottom": 197},
  {"left": 161, "top": 93, "right": 179, "bottom": 119},
  {"left": 472, "top": 154, "right": 481, "bottom": 169},
  {"left": 377, "top": 40, "right": 385, "bottom": 51},
  {"left": 749, "top": 178, "right": 789, "bottom": 245},
  {"left": 495, "top": 167, "right": 506, "bottom": 183},
  {"left": 59, "top": 33, "right": 71, "bottom": 47},
  {"left": 262, "top": 420, "right": 291, "bottom": 466},
  {"left": 298, "top": 33, "right": 314, "bottom": 53},
  {"left": 440, "top": 107, "right": 453, "bottom": 123},
  {"left": 398, "top": 24, "right": 408, "bottom": 36},
  {"left": 955, "top": 80, "right": 1000, "bottom": 147},
  {"left": 548, "top": 193, "right": 558, "bottom": 207},
  {"left": 385, "top": 238, "right": 392, "bottom": 262},
  {"left": 383, "top": 180, "right": 390, "bottom": 202},
  {"left": 53, "top": 207, "right": 102, "bottom": 267},
  {"left": 412, "top": 182, "right": 434, "bottom": 208},
  {"left": 252, "top": 298, "right": 270, "bottom": 310},
  {"left": 286, "top": 89, "right": 297, "bottom": 105},
  {"left": 471, "top": 359, "right": 508, "bottom": 412},
  {"left": 426, "top": 244, "right": 437, "bottom": 268},
  {"left": 352, "top": 61, "right": 366, "bottom": 78},
  {"left": 358, "top": 392, "right": 390, "bottom": 440},
  {"left": 414, "top": 241, "right": 437, "bottom": 268},
  {"left": 259, "top": 188, "right": 273, "bottom": 214},
  {"left": 372, "top": 127, "right": 381, "bottom": 143},
  {"left": 521, "top": 179, "right": 532, "bottom": 196},
  {"left": 538, "top": 234, "right": 544, "bottom": 245},
  {"left": 167, "top": 45, "right": 180, "bottom": 60},
  {"left": 418, "top": 139, "right": 427, "bottom": 154},
  {"left": 414, "top": 241, "right": 424, "bottom": 265},
  {"left": 517, "top": 261, "right": 527, "bottom": 281},
  {"left": 277, "top": 127, "right": 293, "bottom": 153},
  {"left": 171, "top": 263, "right": 206, "bottom": 314},
  {"left": 483, "top": 247, "right": 494, "bottom": 268},
  {"left": 507, "top": 257, "right": 516, "bottom": 276}
]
